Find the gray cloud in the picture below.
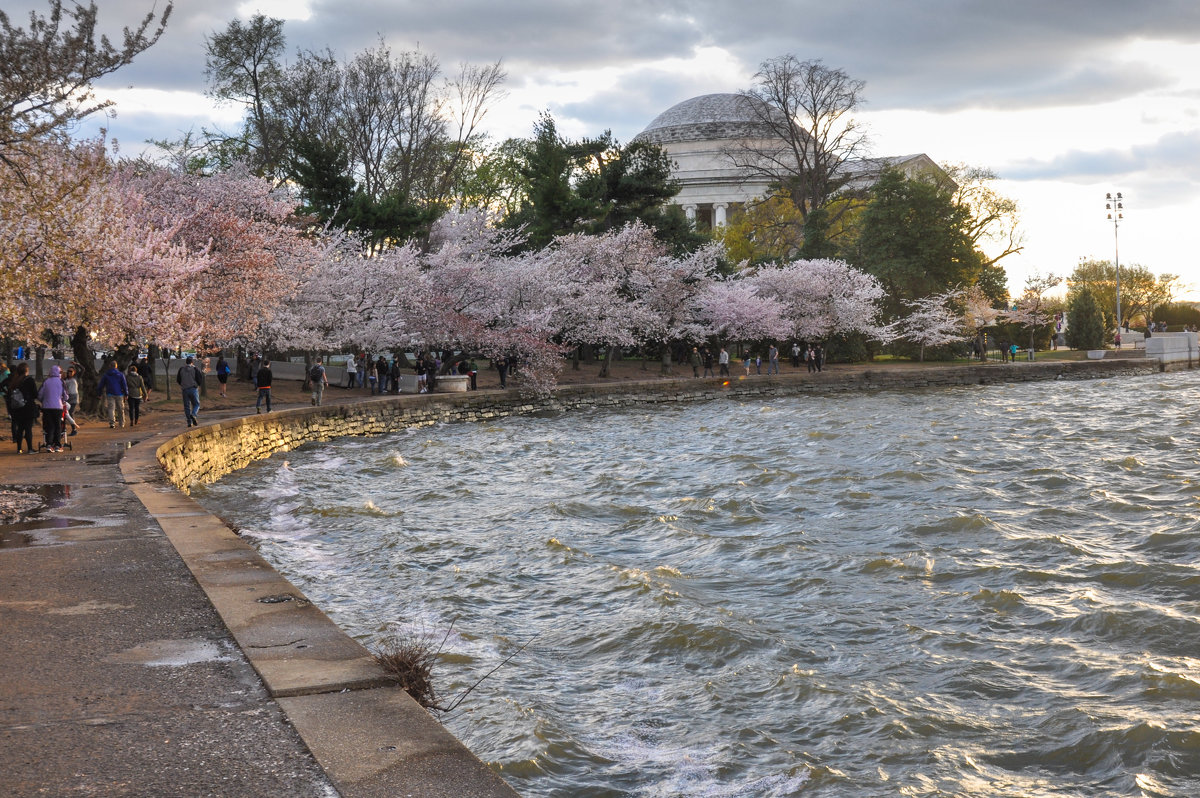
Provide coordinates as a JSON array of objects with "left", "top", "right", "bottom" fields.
[
  {"left": 8, "top": 0, "right": 1200, "bottom": 147},
  {"left": 1003, "top": 130, "right": 1200, "bottom": 204}
]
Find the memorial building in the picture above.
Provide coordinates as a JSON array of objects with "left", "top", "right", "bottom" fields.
[{"left": 635, "top": 93, "right": 944, "bottom": 229}]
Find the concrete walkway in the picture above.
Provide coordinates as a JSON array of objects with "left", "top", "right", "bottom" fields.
[{"left": 0, "top": 394, "right": 516, "bottom": 797}]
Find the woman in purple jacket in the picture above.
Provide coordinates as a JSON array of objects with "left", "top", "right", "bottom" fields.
[{"left": 37, "top": 365, "right": 69, "bottom": 452}]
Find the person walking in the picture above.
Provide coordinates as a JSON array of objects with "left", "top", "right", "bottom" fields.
[
  {"left": 97, "top": 359, "right": 128, "bottom": 428},
  {"left": 255, "top": 359, "right": 273, "bottom": 413},
  {"left": 791, "top": 342, "right": 801, "bottom": 368},
  {"left": 6, "top": 363, "right": 37, "bottom": 453},
  {"left": 37, "top": 365, "right": 68, "bottom": 451},
  {"left": 309, "top": 357, "right": 328, "bottom": 405},
  {"left": 215, "top": 355, "right": 231, "bottom": 397},
  {"left": 718, "top": 347, "right": 730, "bottom": 377},
  {"left": 125, "top": 364, "right": 147, "bottom": 426},
  {"left": 62, "top": 365, "right": 81, "bottom": 436},
  {"left": 702, "top": 347, "right": 715, "bottom": 378},
  {"left": 344, "top": 354, "right": 357, "bottom": 388},
  {"left": 690, "top": 347, "right": 701, "bottom": 377},
  {"left": 177, "top": 355, "right": 204, "bottom": 427}
]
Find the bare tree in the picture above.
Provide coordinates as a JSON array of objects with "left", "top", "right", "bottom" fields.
[
  {"left": 0, "top": 0, "right": 172, "bottom": 175},
  {"left": 943, "top": 163, "right": 1024, "bottom": 269},
  {"left": 727, "top": 55, "right": 871, "bottom": 223},
  {"left": 428, "top": 60, "right": 507, "bottom": 207},
  {"left": 203, "top": 13, "right": 285, "bottom": 178}
]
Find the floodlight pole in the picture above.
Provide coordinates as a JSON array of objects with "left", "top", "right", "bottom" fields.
[{"left": 1106, "top": 191, "right": 1124, "bottom": 330}]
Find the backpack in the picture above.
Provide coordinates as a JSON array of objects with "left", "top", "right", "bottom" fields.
[
  {"left": 9, "top": 386, "right": 26, "bottom": 410},
  {"left": 309, "top": 365, "right": 323, "bottom": 382}
]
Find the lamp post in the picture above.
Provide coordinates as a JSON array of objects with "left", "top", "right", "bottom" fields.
[{"left": 1105, "top": 191, "right": 1123, "bottom": 331}]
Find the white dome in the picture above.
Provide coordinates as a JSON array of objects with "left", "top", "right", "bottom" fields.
[{"left": 636, "top": 93, "right": 785, "bottom": 144}]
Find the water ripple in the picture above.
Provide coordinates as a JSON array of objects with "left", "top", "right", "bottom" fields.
[{"left": 197, "top": 372, "right": 1200, "bottom": 797}]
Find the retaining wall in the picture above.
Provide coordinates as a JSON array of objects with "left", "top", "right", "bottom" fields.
[{"left": 158, "top": 358, "right": 1163, "bottom": 493}]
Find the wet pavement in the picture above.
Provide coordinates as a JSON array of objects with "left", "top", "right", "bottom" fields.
[{"left": 0, "top": 408, "right": 337, "bottom": 797}]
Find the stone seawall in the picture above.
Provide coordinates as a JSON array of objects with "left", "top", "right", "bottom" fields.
[{"left": 158, "top": 358, "right": 1162, "bottom": 493}]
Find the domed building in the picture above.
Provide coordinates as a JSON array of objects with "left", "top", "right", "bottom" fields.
[{"left": 635, "top": 93, "right": 943, "bottom": 229}]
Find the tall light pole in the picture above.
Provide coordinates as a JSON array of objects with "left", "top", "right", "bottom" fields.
[{"left": 1106, "top": 191, "right": 1123, "bottom": 330}]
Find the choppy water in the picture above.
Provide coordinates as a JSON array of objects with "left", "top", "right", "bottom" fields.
[{"left": 197, "top": 372, "right": 1200, "bottom": 797}]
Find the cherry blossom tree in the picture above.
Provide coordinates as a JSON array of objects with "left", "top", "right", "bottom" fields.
[
  {"left": 890, "top": 289, "right": 967, "bottom": 361},
  {"left": 961, "top": 284, "right": 1003, "bottom": 361},
  {"left": 1005, "top": 272, "right": 1062, "bottom": 352},
  {"left": 751, "top": 257, "right": 889, "bottom": 342},
  {"left": 696, "top": 278, "right": 790, "bottom": 343},
  {"left": 120, "top": 162, "right": 312, "bottom": 347}
]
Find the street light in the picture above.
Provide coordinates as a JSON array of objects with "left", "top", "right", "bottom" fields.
[{"left": 1106, "top": 191, "right": 1123, "bottom": 331}]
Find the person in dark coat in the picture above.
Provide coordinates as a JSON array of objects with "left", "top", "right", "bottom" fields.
[
  {"left": 5, "top": 363, "right": 38, "bottom": 453},
  {"left": 255, "top": 360, "right": 273, "bottom": 413}
]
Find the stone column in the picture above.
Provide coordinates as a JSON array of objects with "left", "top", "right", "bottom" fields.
[
  {"left": 714, "top": 203, "right": 728, "bottom": 227},
  {"left": 683, "top": 204, "right": 697, "bottom": 223}
]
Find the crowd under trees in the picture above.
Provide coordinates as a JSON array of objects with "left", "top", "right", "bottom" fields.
[{"left": 2, "top": 3, "right": 1185, "bottom": 398}]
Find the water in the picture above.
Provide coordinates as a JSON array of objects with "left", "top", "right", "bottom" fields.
[{"left": 197, "top": 372, "right": 1200, "bottom": 797}]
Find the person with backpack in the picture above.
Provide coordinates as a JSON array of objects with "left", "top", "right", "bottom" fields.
[
  {"left": 125, "top": 364, "right": 148, "bottom": 426},
  {"left": 309, "top": 358, "right": 328, "bottom": 406},
  {"left": 176, "top": 355, "right": 204, "bottom": 427},
  {"left": 215, "top": 355, "right": 231, "bottom": 397},
  {"left": 6, "top": 363, "right": 38, "bottom": 453}
]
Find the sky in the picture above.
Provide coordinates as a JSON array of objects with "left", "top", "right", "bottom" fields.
[{"left": 14, "top": 0, "right": 1200, "bottom": 299}]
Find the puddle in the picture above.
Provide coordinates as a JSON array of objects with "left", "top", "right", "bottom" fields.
[
  {"left": 76, "top": 442, "right": 139, "bottom": 466},
  {"left": 0, "top": 485, "right": 89, "bottom": 547},
  {"left": 106, "top": 638, "right": 232, "bottom": 667}
]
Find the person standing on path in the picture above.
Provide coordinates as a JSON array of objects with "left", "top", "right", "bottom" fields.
[
  {"left": 7, "top": 363, "right": 38, "bottom": 453},
  {"left": 98, "top": 360, "right": 128, "bottom": 428},
  {"left": 309, "top": 358, "right": 328, "bottom": 406},
  {"left": 255, "top": 360, "right": 273, "bottom": 413},
  {"left": 177, "top": 356, "right": 204, "bottom": 427},
  {"left": 791, "top": 342, "right": 801, "bottom": 368},
  {"left": 125, "top": 364, "right": 147, "bottom": 426},
  {"left": 37, "top": 365, "right": 68, "bottom": 451},
  {"left": 768, "top": 344, "right": 780, "bottom": 375},
  {"left": 344, "top": 355, "right": 357, "bottom": 388},
  {"left": 496, "top": 355, "right": 509, "bottom": 389},
  {"left": 702, "top": 347, "right": 715, "bottom": 378},
  {"left": 718, "top": 347, "right": 730, "bottom": 377}
]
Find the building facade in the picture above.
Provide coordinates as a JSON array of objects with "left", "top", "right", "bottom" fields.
[{"left": 635, "top": 93, "right": 944, "bottom": 228}]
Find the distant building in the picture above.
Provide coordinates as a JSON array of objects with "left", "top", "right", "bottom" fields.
[{"left": 635, "top": 93, "right": 946, "bottom": 229}]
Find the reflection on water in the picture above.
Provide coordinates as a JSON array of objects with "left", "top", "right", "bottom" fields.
[{"left": 199, "top": 373, "right": 1200, "bottom": 797}]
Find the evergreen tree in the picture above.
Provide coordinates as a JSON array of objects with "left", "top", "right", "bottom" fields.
[
  {"left": 1065, "top": 288, "right": 1106, "bottom": 350},
  {"left": 854, "top": 169, "right": 982, "bottom": 318}
]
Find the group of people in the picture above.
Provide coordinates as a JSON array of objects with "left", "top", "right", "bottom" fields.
[
  {"left": 0, "top": 361, "right": 87, "bottom": 453},
  {"left": 685, "top": 343, "right": 824, "bottom": 378},
  {"left": 96, "top": 359, "right": 153, "bottom": 428}
]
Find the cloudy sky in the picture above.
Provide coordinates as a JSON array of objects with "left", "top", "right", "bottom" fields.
[{"left": 16, "top": 0, "right": 1200, "bottom": 299}]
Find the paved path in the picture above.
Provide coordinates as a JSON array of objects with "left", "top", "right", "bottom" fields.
[{"left": 0, "top": 393, "right": 516, "bottom": 798}]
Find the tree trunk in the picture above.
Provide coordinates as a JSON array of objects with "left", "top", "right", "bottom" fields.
[
  {"left": 598, "top": 346, "right": 616, "bottom": 379},
  {"left": 660, "top": 343, "right": 672, "bottom": 376},
  {"left": 70, "top": 326, "right": 100, "bottom": 414}
]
